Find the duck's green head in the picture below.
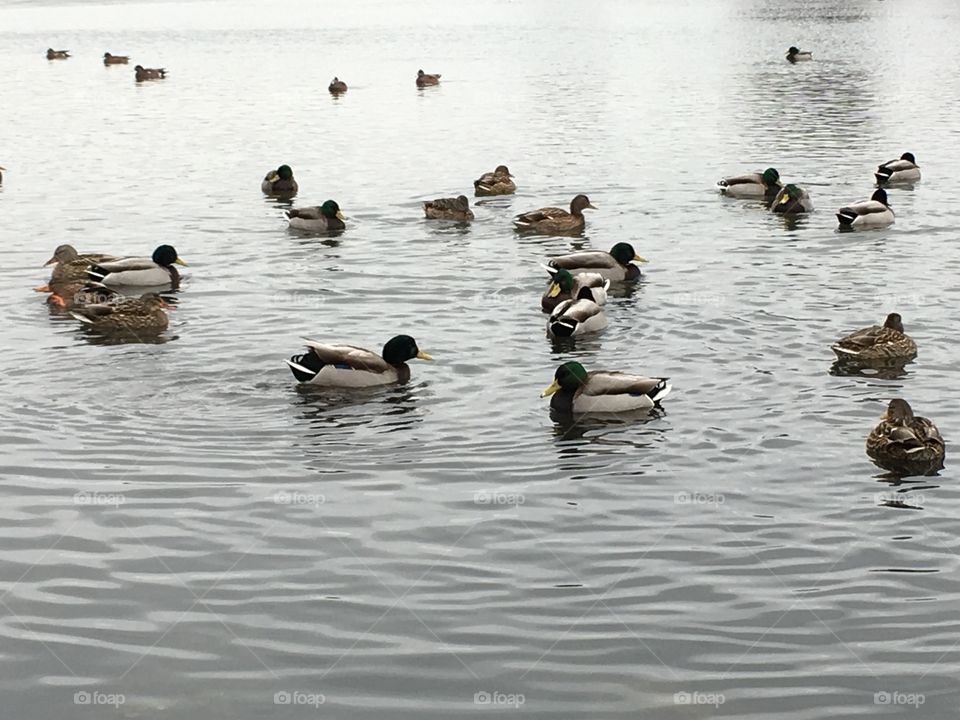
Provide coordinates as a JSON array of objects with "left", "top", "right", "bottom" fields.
[
  {"left": 782, "top": 184, "right": 802, "bottom": 200},
  {"left": 277, "top": 165, "right": 294, "bottom": 181},
  {"left": 762, "top": 168, "right": 780, "bottom": 186},
  {"left": 787, "top": 46, "right": 800, "bottom": 55},
  {"left": 541, "top": 361, "right": 588, "bottom": 397},
  {"left": 382, "top": 335, "right": 432, "bottom": 366},
  {"left": 153, "top": 244, "right": 187, "bottom": 267},
  {"left": 320, "top": 199, "right": 345, "bottom": 220},
  {"left": 609, "top": 242, "right": 647, "bottom": 266},
  {"left": 548, "top": 268, "right": 576, "bottom": 297}
]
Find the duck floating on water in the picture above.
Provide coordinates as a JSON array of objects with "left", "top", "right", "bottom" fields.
[
  {"left": 416, "top": 69, "right": 440, "bottom": 86},
  {"left": 786, "top": 46, "right": 812, "bottom": 63},
  {"left": 261, "top": 164, "right": 298, "bottom": 196},
  {"left": 875, "top": 152, "right": 920, "bottom": 185},
  {"left": 866, "top": 399, "right": 945, "bottom": 477},
  {"left": 837, "top": 188, "right": 894, "bottom": 228},
  {"left": 771, "top": 184, "right": 812, "bottom": 214},
  {"left": 514, "top": 194, "right": 596, "bottom": 234},
  {"left": 87, "top": 244, "right": 186, "bottom": 288},
  {"left": 103, "top": 52, "right": 129, "bottom": 65},
  {"left": 541, "top": 361, "right": 671, "bottom": 415},
  {"left": 328, "top": 77, "right": 347, "bottom": 94},
  {"left": 46, "top": 49, "right": 70, "bottom": 60},
  {"left": 547, "top": 242, "right": 645, "bottom": 282},
  {"left": 287, "top": 200, "right": 345, "bottom": 232},
  {"left": 716, "top": 168, "right": 782, "bottom": 199},
  {"left": 287, "top": 335, "right": 432, "bottom": 387},
  {"left": 424, "top": 195, "right": 474, "bottom": 222},
  {"left": 474, "top": 165, "right": 515, "bottom": 196},
  {"left": 135, "top": 65, "right": 166, "bottom": 81},
  {"left": 832, "top": 313, "right": 916, "bottom": 362}
]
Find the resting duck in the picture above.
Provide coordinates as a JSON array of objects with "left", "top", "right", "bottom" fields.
[
  {"left": 287, "top": 200, "right": 345, "bottom": 232},
  {"left": 541, "top": 361, "right": 671, "bottom": 414},
  {"left": 41, "top": 244, "right": 118, "bottom": 284},
  {"left": 71, "top": 292, "right": 171, "bottom": 335},
  {"left": 135, "top": 65, "right": 166, "bottom": 81},
  {"left": 875, "top": 153, "right": 920, "bottom": 185},
  {"left": 786, "top": 46, "right": 812, "bottom": 63},
  {"left": 46, "top": 49, "right": 70, "bottom": 60},
  {"left": 103, "top": 52, "right": 129, "bottom": 65},
  {"left": 837, "top": 188, "right": 894, "bottom": 228},
  {"left": 547, "top": 242, "right": 646, "bottom": 281},
  {"left": 474, "top": 165, "right": 516, "bottom": 196},
  {"left": 416, "top": 69, "right": 441, "bottom": 86},
  {"left": 261, "top": 164, "right": 299, "bottom": 196},
  {"left": 546, "top": 285, "right": 609, "bottom": 337},
  {"left": 328, "top": 77, "right": 347, "bottom": 94},
  {"left": 424, "top": 195, "right": 474, "bottom": 221},
  {"left": 87, "top": 244, "right": 186, "bottom": 287},
  {"left": 540, "top": 267, "right": 607, "bottom": 313},
  {"left": 287, "top": 335, "right": 432, "bottom": 386},
  {"left": 866, "top": 399, "right": 945, "bottom": 477},
  {"left": 716, "top": 168, "right": 781, "bottom": 198},
  {"left": 513, "top": 194, "right": 596, "bottom": 234},
  {"left": 771, "top": 184, "right": 812, "bottom": 214},
  {"left": 832, "top": 313, "right": 916, "bottom": 362}
]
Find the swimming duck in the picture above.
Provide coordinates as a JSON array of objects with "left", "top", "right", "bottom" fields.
[
  {"left": 103, "top": 52, "right": 129, "bottom": 65},
  {"left": 832, "top": 312, "right": 916, "bottom": 362},
  {"left": 261, "top": 164, "right": 299, "bottom": 196},
  {"left": 866, "top": 399, "right": 945, "bottom": 477},
  {"left": 328, "top": 77, "right": 347, "bottom": 94},
  {"left": 541, "top": 267, "right": 607, "bottom": 313},
  {"left": 771, "top": 184, "right": 812, "bottom": 214},
  {"left": 287, "top": 200, "right": 345, "bottom": 232},
  {"left": 546, "top": 285, "right": 609, "bottom": 337},
  {"left": 416, "top": 69, "right": 441, "bottom": 86},
  {"left": 286, "top": 335, "right": 432, "bottom": 386},
  {"left": 875, "top": 153, "right": 920, "bottom": 185},
  {"left": 837, "top": 188, "right": 894, "bottom": 228},
  {"left": 87, "top": 244, "right": 186, "bottom": 287},
  {"left": 135, "top": 65, "right": 166, "bottom": 81},
  {"left": 541, "top": 361, "right": 671, "bottom": 414},
  {"left": 786, "top": 46, "right": 812, "bottom": 63},
  {"left": 71, "top": 292, "right": 171, "bottom": 334},
  {"left": 474, "top": 165, "right": 516, "bottom": 196},
  {"left": 424, "top": 195, "right": 474, "bottom": 221},
  {"left": 514, "top": 194, "right": 596, "bottom": 234},
  {"left": 41, "top": 244, "right": 118, "bottom": 284},
  {"left": 46, "top": 49, "right": 70, "bottom": 60},
  {"left": 716, "top": 168, "right": 782, "bottom": 198},
  {"left": 547, "top": 242, "right": 646, "bottom": 281},
  {"left": 46, "top": 281, "right": 124, "bottom": 310}
]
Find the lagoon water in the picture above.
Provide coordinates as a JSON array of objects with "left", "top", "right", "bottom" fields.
[{"left": 2, "top": 0, "right": 960, "bottom": 717}]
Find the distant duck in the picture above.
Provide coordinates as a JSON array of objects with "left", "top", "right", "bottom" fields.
[
  {"left": 87, "top": 244, "right": 186, "bottom": 288},
  {"left": 328, "top": 77, "right": 347, "bottom": 94},
  {"left": 46, "top": 49, "right": 70, "bottom": 60},
  {"left": 416, "top": 69, "right": 441, "bottom": 86},
  {"left": 786, "top": 46, "right": 812, "bottom": 63},
  {"left": 287, "top": 335, "right": 432, "bottom": 386},
  {"left": 875, "top": 152, "right": 920, "bottom": 185},
  {"left": 716, "top": 168, "right": 782, "bottom": 198},
  {"left": 71, "top": 292, "right": 172, "bottom": 335},
  {"left": 261, "top": 164, "right": 299, "bottom": 196},
  {"left": 424, "top": 195, "right": 474, "bottom": 222},
  {"left": 546, "top": 284, "right": 609, "bottom": 337},
  {"left": 103, "top": 52, "right": 129, "bottom": 65},
  {"left": 837, "top": 188, "right": 894, "bottom": 228},
  {"left": 540, "top": 267, "right": 607, "bottom": 313},
  {"left": 866, "top": 399, "right": 945, "bottom": 477},
  {"left": 474, "top": 165, "right": 516, "bottom": 196},
  {"left": 771, "top": 184, "right": 812, "bottom": 214},
  {"left": 42, "top": 244, "right": 118, "bottom": 284},
  {"left": 832, "top": 313, "right": 917, "bottom": 362},
  {"left": 547, "top": 242, "right": 646, "bottom": 282},
  {"left": 541, "top": 361, "right": 671, "bottom": 415},
  {"left": 135, "top": 65, "right": 166, "bottom": 81},
  {"left": 513, "top": 194, "right": 596, "bottom": 234},
  {"left": 287, "top": 200, "right": 346, "bottom": 232}
]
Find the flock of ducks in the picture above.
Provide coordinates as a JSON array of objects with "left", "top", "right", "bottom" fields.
[{"left": 44, "top": 47, "right": 166, "bottom": 81}]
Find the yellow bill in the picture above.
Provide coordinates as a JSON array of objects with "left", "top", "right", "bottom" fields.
[
  {"left": 416, "top": 351, "right": 433, "bottom": 360},
  {"left": 634, "top": 254, "right": 648, "bottom": 262},
  {"left": 540, "top": 380, "right": 561, "bottom": 398},
  {"left": 174, "top": 257, "right": 188, "bottom": 266},
  {"left": 336, "top": 211, "right": 346, "bottom": 221},
  {"left": 547, "top": 283, "right": 561, "bottom": 298}
]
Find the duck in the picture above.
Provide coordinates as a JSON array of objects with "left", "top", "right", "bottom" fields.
[
  {"left": 866, "top": 399, "right": 945, "bottom": 477},
  {"left": 513, "top": 194, "right": 596, "bottom": 234},
  {"left": 0, "top": 165, "right": 4, "bottom": 184},
  {"left": 328, "top": 77, "right": 347, "bottom": 94},
  {"left": 771, "top": 184, "right": 812, "bottom": 214},
  {"left": 41, "top": 244, "right": 118, "bottom": 284},
  {"left": 424, "top": 195, "right": 474, "bottom": 221},
  {"left": 547, "top": 242, "right": 646, "bottom": 281},
  {"left": 541, "top": 361, "right": 671, "bottom": 414},
  {"left": 716, "top": 168, "right": 782, "bottom": 198},
  {"left": 287, "top": 200, "right": 345, "bottom": 232},
  {"left": 832, "top": 312, "right": 917, "bottom": 362},
  {"left": 135, "top": 65, "right": 166, "bottom": 81},
  {"left": 261, "top": 164, "right": 298, "bottom": 196},
  {"left": 87, "top": 244, "right": 186, "bottom": 287},
  {"left": 103, "top": 52, "right": 129, "bottom": 65},
  {"left": 286, "top": 335, "right": 432, "bottom": 386},
  {"left": 416, "top": 69, "right": 441, "bottom": 86},
  {"left": 474, "top": 165, "right": 516, "bottom": 196},
  {"left": 837, "top": 188, "right": 894, "bottom": 228},
  {"left": 46, "top": 49, "right": 70, "bottom": 60},
  {"left": 546, "top": 285, "right": 609, "bottom": 337},
  {"left": 786, "top": 46, "right": 812, "bottom": 63},
  {"left": 541, "top": 267, "right": 607, "bottom": 313},
  {"left": 46, "top": 281, "right": 124, "bottom": 310},
  {"left": 875, "top": 152, "right": 920, "bottom": 185},
  {"left": 71, "top": 292, "right": 171, "bottom": 334}
]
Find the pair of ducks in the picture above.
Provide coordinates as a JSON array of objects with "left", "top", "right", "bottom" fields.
[
  {"left": 324, "top": 69, "right": 440, "bottom": 93},
  {"left": 423, "top": 165, "right": 517, "bottom": 222},
  {"left": 259, "top": 166, "right": 346, "bottom": 231}
]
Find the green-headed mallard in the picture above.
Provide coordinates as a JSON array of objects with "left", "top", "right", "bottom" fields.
[
  {"left": 71, "top": 292, "right": 171, "bottom": 334},
  {"left": 832, "top": 313, "right": 916, "bottom": 362},
  {"left": 541, "top": 361, "right": 671, "bottom": 414},
  {"left": 261, "top": 164, "right": 298, "bottom": 196},
  {"left": 541, "top": 267, "right": 607, "bottom": 313},
  {"left": 135, "top": 65, "right": 166, "bottom": 81},
  {"left": 41, "top": 244, "right": 118, "bottom": 285},
  {"left": 716, "top": 168, "right": 781, "bottom": 198},
  {"left": 424, "top": 195, "right": 474, "bottom": 222},
  {"left": 416, "top": 69, "right": 440, "bottom": 86},
  {"left": 875, "top": 152, "right": 920, "bottom": 185},
  {"left": 866, "top": 399, "right": 945, "bottom": 477},
  {"left": 474, "top": 165, "right": 515, "bottom": 196},
  {"left": 786, "top": 46, "right": 812, "bottom": 63},
  {"left": 771, "top": 184, "right": 812, "bottom": 214},
  {"left": 103, "top": 52, "right": 129, "bottom": 65},
  {"left": 547, "top": 242, "right": 646, "bottom": 281},
  {"left": 87, "top": 244, "right": 186, "bottom": 287},
  {"left": 287, "top": 200, "right": 345, "bottom": 232},
  {"left": 46, "top": 48, "right": 70, "bottom": 60},
  {"left": 286, "top": 335, "right": 432, "bottom": 387},
  {"left": 837, "top": 188, "right": 894, "bottom": 228},
  {"left": 328, "top": 77, "right": 347, "bottom": 94},
  {"left": 513, "top": 194, "right": 596, "bottom": 234},
  {"left": 547, "top": 284, "right": 609, "bottom": 337},
  {"left": 46, "top": 281, "right": 124, "bottom": 310}
]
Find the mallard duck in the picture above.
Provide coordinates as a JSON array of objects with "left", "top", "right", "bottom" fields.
[
  {"left": 716, "top": 168, "right": 781, "bottom": 198},
  {"left": 771, "top": 184, "right": 812, "bottom": 214},
  {"left": 474, "top": 165, "right": 516, "bottom": 196},
  {"left": 547, "top": 242, "right": 646, "bottom": 281},
  {"left": 46, "top": 281, "right": 123, "bottom": 310},
  {"left": 866, "top": 399, "right": 945, "bottom": 476},
  {"left": 541, "top": 361, "right": 671, "bottom": 414},
  {"left": 41, "top": 244, "right": 118, "bottom": 284},
  {"left": 875, "top": 153, "right": 920, "bottom": 185},
  {"left": 46, "top": 49, "right": 70, "bottom": 60},
  {"left": 513, "top": 194, "right": 596, "bottom": 234},
  {"left": 540, "top": 267, "right": 607, "bottom": 313},
  {"left": 328, "top": 77, "right": 347, "bottom": 94},
  {"left": 832, "top": 312, "right": 916, "bottom": 362},
  {"left": 416, "top": 69, "right": 440, "bottom": 86},
  {"left": 135, "top": 65, "right": 166, "bottom": 81},
  {"left": 103, "top": 52, "right": 129, "bottom": 65},
  {"left": 424, "top": 195, "right": 474, "bottom": 221},
  {"left": 287, "top": 200, "right": 345, "bottom": 232},
  {"left": 286, "top": 335, "right": 432, "bottom": 386},
  {"left": 837, "top": 189, "right": 894, "bottom": 228},
  {"left": 71, "top": 292, "right": 171, "bottom": 334},
  {"left": 87, "top": 244, "right": 186, "bottom": 287},
  {"left": 786, "top": 46, "right": 812, "bottom": 63},
  {"left": 547, "top": 285, "right": 609, "bottom": 337},
  {"left": 261, "top": 164, "right": 298, "bottom": 196}
]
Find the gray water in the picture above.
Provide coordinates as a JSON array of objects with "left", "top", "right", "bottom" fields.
[{"left": 2, "top": 0, "right": 960, "bottom": 717}]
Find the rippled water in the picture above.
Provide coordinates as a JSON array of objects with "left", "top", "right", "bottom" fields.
[{"left": 2, "top": 0, "right": 960, "bottom": 716}]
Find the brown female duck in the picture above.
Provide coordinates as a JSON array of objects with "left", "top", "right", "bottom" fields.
[
  {"left": 474, "top": 165, "right": 516, "bottom": 196},
  {"left": 513, "top": 194, "right": 596, "bottom": 234},
  {"left": 866, "top": 399, "right": 945, "bottom": 476},
  {"left": 424, "top": 195, "right": 474, "bottom": 221}
]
